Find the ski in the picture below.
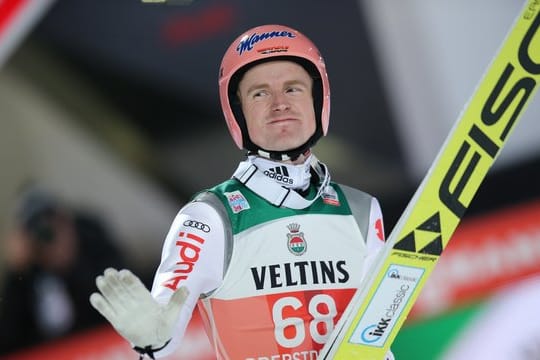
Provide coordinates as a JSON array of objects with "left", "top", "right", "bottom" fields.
[{"left": 320, "top": 1, "right": 540, "bottom": 359}]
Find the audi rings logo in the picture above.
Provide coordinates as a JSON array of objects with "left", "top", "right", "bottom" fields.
[{"left": 183, "top": 220, "right": 211, "bottom": 233}]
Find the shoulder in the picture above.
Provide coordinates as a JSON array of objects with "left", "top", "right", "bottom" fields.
[
  {"left": 335, "top": 183, "right": 374, "bottom": 209},
  {"left": 334, "top": 183, "right": 383, "bottom": 241}
]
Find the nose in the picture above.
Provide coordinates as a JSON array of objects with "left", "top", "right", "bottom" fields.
[{"left": 272, "top": 93, "right": 290, "bottom": 111}]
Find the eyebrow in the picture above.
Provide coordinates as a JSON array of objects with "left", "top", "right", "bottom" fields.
[{"left": 242, "top": 78, "right": 311, "bottom": 97}]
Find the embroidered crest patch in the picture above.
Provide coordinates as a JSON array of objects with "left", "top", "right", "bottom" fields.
[{"left": 286, "top": 223, "right": 307, "bottom": 256}]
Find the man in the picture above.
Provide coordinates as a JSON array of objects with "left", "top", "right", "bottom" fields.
[
  {"left": 0, "top": 187, "right": 124, "bottom": 354},
  {"left": 90, "top": 24, "right": 393, "bottom": 360}
]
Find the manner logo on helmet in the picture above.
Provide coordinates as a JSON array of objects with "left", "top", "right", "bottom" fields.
[
  {"left": 236, "top": 30, "right": 295, "bottom": 55},
  {"left": 286, "top": 223, "right": 307, "bottom": 256}
]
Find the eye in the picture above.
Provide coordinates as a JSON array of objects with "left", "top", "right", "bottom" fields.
[
  {"left": 252, "top": 89, "right": 269, "bottom": 99},
  {"left": 286, "top": 84, "right": 307, "bottom": 95}
]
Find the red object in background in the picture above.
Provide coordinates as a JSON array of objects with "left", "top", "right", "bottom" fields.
[
  {"left": 161, "top": 3, "right": 236, "bottom": 47},
  {"left": 0, "top": 0, "right": 29, "bottom": 35},
  {"left": 4, "top": 311, "right": 214, "bottom": 360},
  {"left": 0, "top": 0, "right": 55, "bottom": 67},
  {"left": 411, "top": 200, "right": 540, "bottom": 320}
]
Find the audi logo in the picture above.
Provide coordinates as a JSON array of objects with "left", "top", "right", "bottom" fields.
[{"left": 183, "top": 220, "right": 211, "bottom": 233}]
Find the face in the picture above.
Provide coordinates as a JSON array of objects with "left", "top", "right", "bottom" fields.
[
  {"left": 237, "top": 60, "right": 316, "bottom": 152},
  {"left": 35, "top": 213, "right": 78, "bottom": 272}
]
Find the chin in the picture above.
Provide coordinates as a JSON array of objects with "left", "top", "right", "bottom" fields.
[
  {"left": 270, "top": 138, "right": 308, "bottom": 152},
  {"left": 270, "top": 144, "right": 303, "bottom": 152}
]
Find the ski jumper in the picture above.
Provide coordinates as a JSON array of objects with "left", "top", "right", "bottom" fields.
[{"left": 150, "top": 155, "right": 386, "bottom": 359}]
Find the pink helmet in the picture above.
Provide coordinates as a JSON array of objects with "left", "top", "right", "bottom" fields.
[{"left": 219, "top": 24, "right": 330, "bottom": 160}]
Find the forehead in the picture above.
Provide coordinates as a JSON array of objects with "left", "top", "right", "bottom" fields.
[{"left": 239, "top": 60, "right": 311, "bottom": 87}]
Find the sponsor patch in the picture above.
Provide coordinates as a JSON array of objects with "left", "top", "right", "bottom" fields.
[
  {"left": 225, "top": 190, "right": 250, "bottom": 213},
  {"left": 322, "top": 186, "right": 340, "bottom": 206}
]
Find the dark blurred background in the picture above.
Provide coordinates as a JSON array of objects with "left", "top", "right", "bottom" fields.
[{"left": 1, "top": 0, "right": 539, "bottom": 359}]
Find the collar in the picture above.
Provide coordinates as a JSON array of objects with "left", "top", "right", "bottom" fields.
[
  {"left": 232, "top": 154, "right": 331, "bottom": 209},
  {"left": 248, "top": 154, "right": 313, "bottom": 191}
]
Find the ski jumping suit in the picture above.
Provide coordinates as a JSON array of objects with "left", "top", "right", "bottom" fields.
[{"left": 150, "top": 154, "right": 388, "bottom": 359}]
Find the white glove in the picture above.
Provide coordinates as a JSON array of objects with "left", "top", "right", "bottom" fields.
[{"left": 89, "top": 268, "right": 189, "bottom": 358}]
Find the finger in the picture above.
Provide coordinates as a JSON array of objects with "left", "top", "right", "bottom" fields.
[
  {"left": 89, "top": 292, "right": 117, "bottom": 322},
  {"left": 103, "top": 268, "right": 125, "bottom": 288},
  {"left": 119, "top": 269, "right": 154, "bottom": 304},
  {"left": 103, "top": 268, "right": 130, "bottom": 300},
  {"left": 165, "top": 286, "right": 189, "bottom": 317},
  {"left": 95, "top": 273, "right": 127, "bottom": 314}
]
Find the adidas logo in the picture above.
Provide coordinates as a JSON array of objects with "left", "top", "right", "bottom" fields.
[{"left": 263, "top": 166, "right": 293, "bottom": 185}]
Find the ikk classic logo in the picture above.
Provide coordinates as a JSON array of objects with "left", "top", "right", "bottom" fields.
[
  {"left": 286, "top": 223, "right": 307, "bottom": 256},
  {"left": 349, "top": 265, "right": 424, "bottom": 347}
]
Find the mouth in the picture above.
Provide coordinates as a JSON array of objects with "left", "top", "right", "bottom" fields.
[{"left": 268, "top": 117, "right": 298, "bottom": 125}]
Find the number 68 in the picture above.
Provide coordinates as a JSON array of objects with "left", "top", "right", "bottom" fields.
[{"left": 272, "top": 294, "right": 337, "bottom": 348}]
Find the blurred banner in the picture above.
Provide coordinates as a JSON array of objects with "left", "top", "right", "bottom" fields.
[
  {"left": 0, "top": 0, "right": 55, "bottom": 68},
  {"left": 3, "top": 311, "right": 214, "bottom": 360},
  {"left": 393, "top": 199, "right": 540, "bottom": 360},
  {"left": 413, "top": 200, "right": 540, "bottom": 318}
]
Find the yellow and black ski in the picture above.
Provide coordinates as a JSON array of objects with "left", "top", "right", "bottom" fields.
[{"left": 321, "top": 1, "right": 540, "bottom": 358}]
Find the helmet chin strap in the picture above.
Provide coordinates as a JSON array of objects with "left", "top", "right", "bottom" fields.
[
  {"left": 249, "top": 147, "right": 310, "bottom": 162},
  {"left": 246, "top": 128, "right": 321, "bottom": 162}
]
